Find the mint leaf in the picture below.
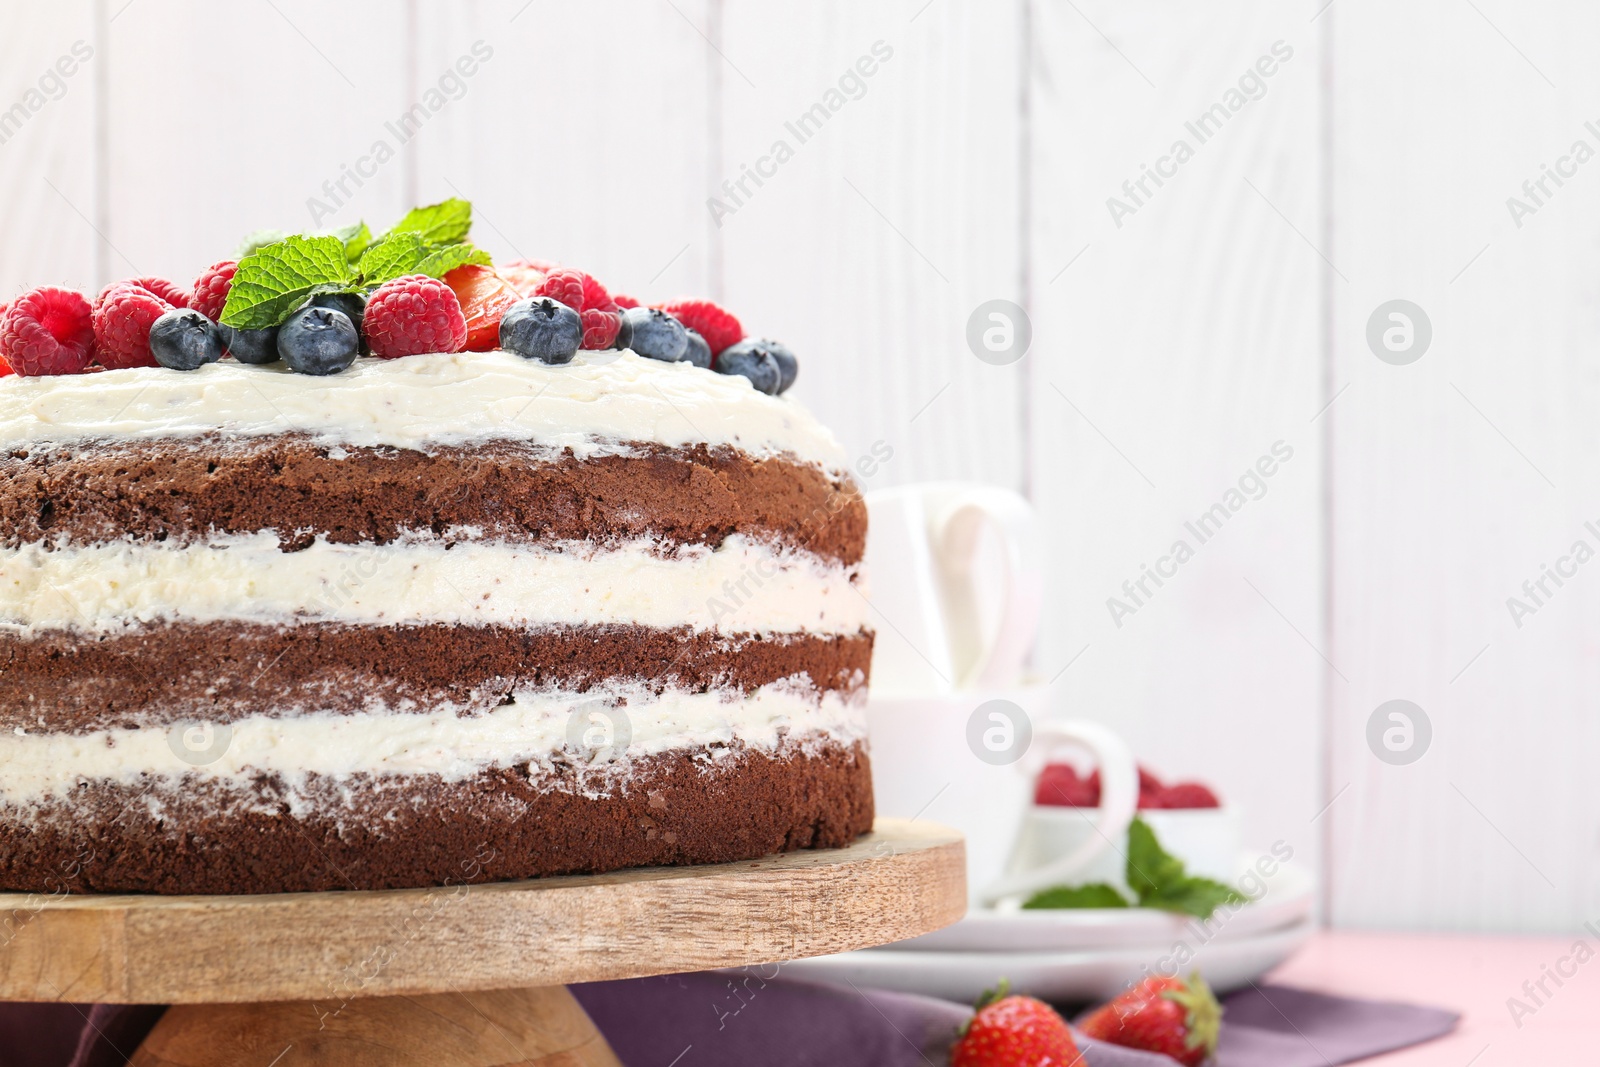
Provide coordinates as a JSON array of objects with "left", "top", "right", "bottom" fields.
[
  {"left": 1021, "top": 883, "right": 1131, "bottom": 910},
  {"left": 1126, "top": 816, "right": 1188, "bottom": 900},
  {"left": 415, "top": 242, "right": 490, "bottom": 278},
  {"left": 329, "top": 221, "right": 372, "bottom": 264},
  {"left": 237, "top": 228, "right": 289, "bottom": 258},
  {"left": 358, "top": 231, "right": 430, "bottom": 285},
  {"left": 359, "top": 230, "right": 489, "bottom": 285},
  {"left": 387, "top": 198, "right": 472, "bottom": 245},
  {"left": 220, "top": 235, "right": 358, "bottom": 329},
  {"left": 1141, "top": 876, "right": 1244, "bottom": 919},
  {"left": 1123, "top": 816, "right": 1245, "bottom": 919}
]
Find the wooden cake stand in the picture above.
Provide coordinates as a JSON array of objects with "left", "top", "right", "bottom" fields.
[{"left": 0, "top": 818, "right": 963, "bottom": 1065}]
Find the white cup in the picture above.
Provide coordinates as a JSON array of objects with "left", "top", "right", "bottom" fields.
[
  {"left": 868, "top": 689, "right": 1135, "bottom": 906},
  {"left": 865, "top": 484, "right": 1043, "bottom": 695}
]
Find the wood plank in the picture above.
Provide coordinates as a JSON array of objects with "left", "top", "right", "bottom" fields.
[
  {"left": 1327, "top": 0, "right": 1600, "bottom": 931},
  {"left": 0, "top": 2, "right": 98, "bottom": 295},
  {"left": 0, "top": 819, "right": 964, "bottom": 1004},
  {"left": 409, "top": 0, "right": 716, "bottom": 302},
  {"left": 1027, "top": 1, "right": 1326, "bottom": 875},
  {"left": 719, "top": 0, "right": 1026, "bottom": 489},
  {"left": 101, "top": 1, "right": 409, "bottom": 285}
]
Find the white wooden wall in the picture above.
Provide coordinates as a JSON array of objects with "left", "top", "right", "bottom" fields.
[{"left": 0, "top": 0, "right": 1592, "bottom": 934}]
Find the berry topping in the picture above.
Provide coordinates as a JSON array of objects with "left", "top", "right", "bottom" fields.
[
  {"left": 534, "top": 268, "right": 588, "bottom": 313},
  {"left": 306, "top": 291, "right": 368, "bottom": 350},
  {"left": 1, "top": 287, "right": 95, "bottom": 376},
  {"left": 364, "top": 275, "right": 468, "bottom": 359},
  {"left": 750, "top": 337, "right": 797, "bottom": 392},
  {"left": 618, "top": 307, "right": 688, "bottom": 363},
  {"left": 658, "top": 299, "right": 742, "bottom": 355},
  {"left": 126, "top": 276, "right": 192, "bottom": 310},
  {"left": 498, "top": 262, "right": 548, "bottom": 298},
  {"left": 502, "top": 257, "right": 558, "bottom": 273},
  {"left": 443, "top": 265, "right": 523, "bottom": 352},
  {"left": 951, "top": 984, "right": 1082, "bottom": 1067},
  {"left": 1078, "top": 973, "right": 1221, "bottom": 1067},
  {"left": 581, "top": 308, "right": 622, "bottom": 350},
  {"left": 93, "top": 282, "right": 175, "bottom": 369},
  {"left": 580, "top": 272, "right": 617, "bottom": 313},
  {"left": 612, "top": 293, "right": 641, "bottom": 310},
  {"left": 278, "top": 306, "right": 360, "bottom": 376},
  {"left": 148, "top": 309, "right": 224, "bottom": 371},
  {"left": 189, "top": 261, "right": 237, "bottom": 321},
  {"left": 500, "top": 297, "right": 583, "bottom": 364},
  {"left": 714, "top": 339, "right": 783, "bottom": 395},
  {"left": 681, "top": 328, "right": 713, "bottom": 369},
  {"left": 220, "top": 325, "right": 281, "bottom": 365}
]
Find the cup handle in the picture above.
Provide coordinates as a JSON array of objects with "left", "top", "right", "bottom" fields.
[
  {"left": 928, "top": 487, "right": 1042, "bottom": 691},
  {"left": 976, "top": 719, "right": 1138, "bottom": 906}
]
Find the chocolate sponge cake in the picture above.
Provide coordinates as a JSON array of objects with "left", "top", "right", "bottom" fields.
[{"left": 0, "top": 350, "right": 873, "bottom": 894}]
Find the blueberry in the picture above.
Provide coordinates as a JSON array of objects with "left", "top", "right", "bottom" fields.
[
  {"left": 148, "top": 309, "right": 224, "bottom": 371},
  {"left": 618, "top": 307, "right": 688, "bottom": 362},
  {"left": 307, "top": 291, "right": 368, "bottom": 352},
  {"left": 277, "top": 306, "right": 360, "bottom": 376},
  {"left": 716, "top": 339, "right": 795, "bottom": 395},
  {"left": 219, "top": 325, "right": 281, "bottom": 365},
  {"left": 500, "top": 297, "right": 583, "bottom": 365},
  {"left": 714, "top": 343, "right": 781, "bottom": 395},
  {"left": 681, "top": 328, "right": 713, "bottom": 370}
]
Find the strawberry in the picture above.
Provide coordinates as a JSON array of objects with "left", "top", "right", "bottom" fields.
[
  {"left": 1077, "top": 973, "right": 1221, "bottom": 1066},
  {"left": 1034, "top": 764, "right": 1099, "bottom": 807},
  {"left": 498, "top": 262, "right": 547, "bottom": 298},
  {"left": 1153, "top": 782, "right": 1221, "bottom": 809},
  {"left": 951, "top": 983, "right": 1083, "bottom": 1067},
  {"left": 443, "top": 264, "right": 523, "bottom": 352}
]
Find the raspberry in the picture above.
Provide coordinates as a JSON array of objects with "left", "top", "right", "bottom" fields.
[
  {"left": 0, "top": 303, "right": 10, "bottom": 377},
  {"left": 658, "top": 299, "right": 742, "bottom": 354},
  {"left": 93, "top": 282, "right": 174, "bottom": 369},
  {"left": 1034, "top": 763, "right": 1099, "bottom": 807},
  {"left": 580, "top": 272, "right": 617, "bottom": 313},
  {"left": 364, "top": 274, "right": 468, "bottom": 359},
  {"left": 1, "top": 288, "right": 96, "bottom": 376},
  {"left": 612, "top": 293, "right": 640, "bottom": 310},
  {"left": 190, "top": 260, "right": 238, "bottom": 321},
  {"left": 126, "top": 277, "right": 191, "bottom": 309},
  {"left": 581, "top": 308, "right": 621, "bottom": 350},
  {"left": 535, "top": 268, "right": 587, "bottom": 312},
  {"left": 1153, "top": 782, "right": 1221, "bottom": 809}
]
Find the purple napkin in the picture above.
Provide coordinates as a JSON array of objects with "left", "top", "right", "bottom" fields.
[{"left": 1, "top": 975, "right": 1456, "bottom": 1067}]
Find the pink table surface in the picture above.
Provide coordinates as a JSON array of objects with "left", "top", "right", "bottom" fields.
[{"left": 1266, "top": 929, "right": 1597, "bottom": 1065}]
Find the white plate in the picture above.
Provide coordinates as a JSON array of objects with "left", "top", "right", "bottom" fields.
[
  {"left": 780, "top": 917, "right": 1315, "bottom": 1002},
  {"left": 884, "top": 856, "right": 1314, "bottom": 953}
]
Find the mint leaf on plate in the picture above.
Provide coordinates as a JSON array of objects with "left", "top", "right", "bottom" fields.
[
  {"left": 387, "top": 198, "right": 472, "bottom": 245},
  {"left": 1125, "top": 815, "right": 1245, "bottom": 919},
  {"left": 1021, "top": 883, "right": 1131, "bottom": 910},
  {"left": 220, "top": 235, "right": 358, "bottom": 329},
  {"left": 1141, "top": 876, "right": 1244, "bottom": 919}
]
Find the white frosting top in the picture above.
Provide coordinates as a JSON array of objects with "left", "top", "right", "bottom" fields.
[{"left": 0, "top": 349, "right": 847, "bottom": 467}]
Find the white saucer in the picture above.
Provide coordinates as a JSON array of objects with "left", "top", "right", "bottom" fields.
[
  {"left": 781, "top": 916, "right": 1315, "bottom": 1002},
  {"left": 886, "top": 856, "right": 1314, "bottom": 953}
]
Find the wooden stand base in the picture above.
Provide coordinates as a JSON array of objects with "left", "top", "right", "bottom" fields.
[{"left": 131, "top": 985, "right": 622, "bottom": 1067}]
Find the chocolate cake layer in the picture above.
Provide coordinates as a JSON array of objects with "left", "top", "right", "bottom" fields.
[
  {"left": 0, "top": 622, "right": 872, "bottom": 731},
  {"left": 0, "top": 436, "right": 866, "bottom": 564},
  {"left": 0, "top": 740, "right": 874, "bottom": 895}
]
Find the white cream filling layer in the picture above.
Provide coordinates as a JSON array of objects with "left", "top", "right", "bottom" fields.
[
  {"left": 0, "top": 349, "right": 848, "bottom": 468},
  {"left": 0, "top": 680, "right": 866, "bottom": 806},
  {"left": 0, "top": 532, "right": 866, "bottom": 636}
]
